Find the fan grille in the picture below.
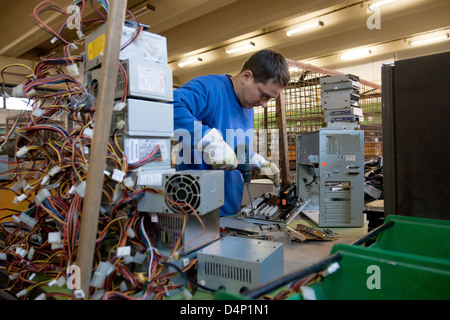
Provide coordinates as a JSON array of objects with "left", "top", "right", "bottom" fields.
[{"left": 164, "top": 174, "right": 201, "bottom": 214}]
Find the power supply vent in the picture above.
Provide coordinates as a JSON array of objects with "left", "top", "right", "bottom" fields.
[
  {"left": 204, "top": 262, "right": 252, "bottom": 283},
  {"left": 164, "top": 174, "right": 200, "bottom": 214}
]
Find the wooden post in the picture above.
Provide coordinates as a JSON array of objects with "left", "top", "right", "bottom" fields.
[
  {"left": 75, "top": 0, "right": 127, "bottom": 298},
  {"left": 275, "top": 90, "right": 291, "bottom": 187}
]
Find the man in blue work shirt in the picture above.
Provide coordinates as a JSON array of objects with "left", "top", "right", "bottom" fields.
[{"left": 172, "top": 50, "right": 290, "bottom": 216}]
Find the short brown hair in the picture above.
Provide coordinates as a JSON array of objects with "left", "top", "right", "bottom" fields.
[{"left": 240, "top": 50, "right": 290, "bottom": 87}]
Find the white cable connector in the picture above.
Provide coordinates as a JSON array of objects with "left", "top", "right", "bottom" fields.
[
  {"left": 119, "top": 281, "right": 127, "bottom": 292},
  {"left": 66, "top": 64, "right": 79, "bottom": 77},
  {"left": 27, "top": 247, "right": 35, "bottom": 261},
  {"left": 113, "top": 102, "right": 126, "bottom": 111},
  {"left": 13, "top": 194, "right": 27, "bottom": 204},
  {"left": 16, "top": 288, "right": 28, "bottom": 298},
  {"left": 74, "top": 289, "right": 85, "bottom": 299},
  {"left": 117, "top": 246, "right": 131, "bottom": 258},
  {"left": 23, "top": 184, "right": 34, "bottom": 192},
  {"left": 34, "top": 293, "right": 47, "bottom": 300},
  {"left": 133, "top": 252, "right": 147, "bottom": 264},
  {"left": 19, "top": 212, "right": 37, "bottom": 229},
  {"left": 111, "top": 169, "right": 126, "bottom": 183},
  {"left": 115, "top": 120, "right": 125, "bottom": 131},
  {"left": 48, "top": 231, "right": 63, "bottom": 250},
  {"left": 74, "top": 181, "right": 86, "bottom": 198},
  {"left": 300, "top": 286, "right": 317, "bottom": 300},
  {"left": 41, "top": 175, "right": 50, "bottom": 186},
  {"left": 0, "top": 252, "right": 7, "bottom": 261},
  {"left": 82, "top": 127, "right": 94, "bottom": 138},
  {"left": 123, "top": 177, "right": 134, "bottom": 189},
  {"left": 12, "top": 84, "right": 24, "bottom": 97},
  {"left": 48, "top": 166, "right": 61, "bottom": 177},
  {"left": 34, "top": 188, "right": 51, "bottom": 206},
  {"left": 182, "top": 288, "right": 193, "bottom": 300},
  {"left": 26, "top": 89, "right": 37, "bottom": 99},
  {"left": 32, "top": 108, "right": 46, "bottom": 117},
  {"left": 322, "top": 262, "right": 340, "bottom": 277},
  {"left": 127, "top": 227, "right": 135, "bottom": 239},
  {"left": 16, "top": 146, "right": 29, "bottom": 158}
]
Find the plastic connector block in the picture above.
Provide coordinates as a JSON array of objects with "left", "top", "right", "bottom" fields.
[
  {"left": 117, "top": 246, "right": 131, "bottom": 257},
  {"left": 123, "top": 177, "right": 134, "bottom": 188},
  {"left": 13, "top": 194, "right": 27, "bottom": 204},
  {"left": 82, "top": 127, "right": 94, "bottom": 138},
  {"left": 322, "top": 262, "right": 340, "bottom": 277},
  {"left": 34, "top": 188, "right": 51, "bottom": 205},
  {"left": 32, "top": 108, "right": 46, "bottom": 117},
  {"left": 26, "top": 89, "right": 37, "bottom": 99},
  {"left": 75, "top": 181, "right": 87, "bottom": 197},
  {"left": 48, "top": 166, "right": 61, "bottom": 177},
  {"left": 12, "top": 84, "right": 24, "bottom": 97},
  {"left": 27, "top": 247, "right": 35, "bottom": 260},
  {"left": 41, "top": 175, "right": 50, "bottom": 186},
  {"left": 115, "top": 120, "right": 125, "bottom": 130},
  {"left": 16, "top": 288, "right": 28, "bottom": 298},
  {"left": 90, "top": 261, "right": 115, "bottom": 288},
  {"left": 74, "top": 289, "right": 85, "bottom": 299},
  {"left": 0, "top": 252, "right": 7, "bottom": 260},
  {"left": 48, "top": 231, "right": 63, "bottom": 250},
  {"left": 19, "top": 212, "right": 37, "bottom": 228},
  {"left": 34, "top": 293, "right": 47, "bottom": 300},
  {"left": 111, "top": 169, "right": 126, "bottom": 183},
  {"left": 16, "top": 146, "right": 29, "bottom": 158},
  {"left": 133, "top": 252, "right": 147, "bottom": 264},
  {"left": 66, "top": 63, "right": 79, "bottom": 77},
  {"left": 113, "top": 102, "right": 126, "bottom": 111}
]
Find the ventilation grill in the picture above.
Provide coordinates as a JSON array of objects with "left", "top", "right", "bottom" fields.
[
  {"left": 204, "top": 262, "right": 252, "bottom": 283},
  {"left": 115, "top": 61, "right": 128, "bottom": 95},
  {"left": 164, "top": 174, "right": 201, "bottom": 214},
  {"left": 150, "top": 214, "right": 184, "bottom": 247}
]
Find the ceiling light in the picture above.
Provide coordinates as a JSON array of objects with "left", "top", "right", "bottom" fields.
[
  {"left": 225, "top": 42, "right": 255, "bottom": 54},
  {"left": 286, "top": 20, "right": 324, "bottom": 37},
  {"left": 178, "top": 57, "right": 203, "bottom": 68},
  {"left": 369, "top": 0, "right": 398, "bottom": 11},
  {"left": 339, "top": 48, "right": 372, "bottom": 61},
  {"left": 409, "top": 33, "right": 449, "bottom": 46}
]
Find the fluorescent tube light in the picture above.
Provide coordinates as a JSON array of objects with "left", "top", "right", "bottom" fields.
[
  {"left": 339, "top": 49, "right": 372, "bottom": 61},
  {"left": 409, "top": 34, "right": 449, "bottom": 46},
  {"left": 369, "top": 0, "right": 398, "bottom": 10},
  {"left": 286, "top": 20, "right": 324, "bottom": 37},
  {"left": 225, "top": 42, "right": 255, "bottom": 54},
  {"left": 178, "top": 57, "right": 203, "bottom": 68}
]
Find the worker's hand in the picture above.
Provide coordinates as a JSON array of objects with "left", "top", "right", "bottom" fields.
[
  {"left": 251, "top": 153, "right": 280, "bottom": 187},
  {"left": 196, "top": 128, "right": 237, "bottom": 170},
  {"left": 261, "top": 162, "right": 280, "bottom": 188}
]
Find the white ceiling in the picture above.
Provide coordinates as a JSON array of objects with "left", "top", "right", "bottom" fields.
[{"left": 0, "top": 0, "right": 449, "bottom": 86}]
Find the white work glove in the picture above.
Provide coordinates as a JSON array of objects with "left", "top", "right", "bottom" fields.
[
  {"left": 195, "top": 128, "right": 237, "bottom": 170},
  {"left": 251, "top": 153, "right": 280, "bottom": 188}
]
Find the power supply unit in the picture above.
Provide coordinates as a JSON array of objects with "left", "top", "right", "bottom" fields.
[
  {"left": 144, "top": 208, "right": 220, "bottom": 254},
  {"left": 116, "top": 135, "right": 172, "bottom": 171},
  {"left": 196, "top": 236, "right": 284, "bottom": 295},
  {"left": 115, "top": 58, "right": 173, "bottom": 102},
  {"left": 84, "top": 24, "right": 168, "bottom": 71},
  {"left": 137, "top": 170, "right": 224, "bottom": 216},
  {"left": 111, "top": 98, "right": 174, "bottom": 137},
  {"left": 86, "top": 59, "right": 173, "bottom": 103}
]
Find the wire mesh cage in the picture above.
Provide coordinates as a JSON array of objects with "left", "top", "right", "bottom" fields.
[{"left": 252, "top": 59, "right": 383, "bottom": 179}]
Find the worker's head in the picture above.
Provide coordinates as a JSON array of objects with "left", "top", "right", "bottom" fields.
[{"left": 233, "top": 50, "right": 290, "bottom": 109}]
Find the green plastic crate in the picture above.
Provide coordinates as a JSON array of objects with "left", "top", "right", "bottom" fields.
[{"left": 370, "top": 215, "right": 450, "bottom": 260}]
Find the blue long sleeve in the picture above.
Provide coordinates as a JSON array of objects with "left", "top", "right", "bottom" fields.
[{"left": 172, "top": 74, "right": 254, "bottom": 216}]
